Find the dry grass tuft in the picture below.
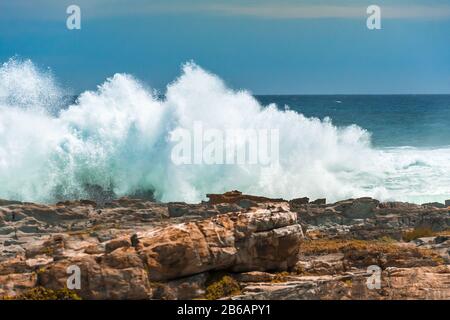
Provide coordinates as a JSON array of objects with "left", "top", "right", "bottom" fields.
[
  {"left": 205, "top": 275, "right": 241, "bottom": 300},
  {"left": 402, "top": 227, "right": 435, "bottom": 242}
]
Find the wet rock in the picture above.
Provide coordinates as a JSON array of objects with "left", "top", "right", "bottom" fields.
[
  {"left": 237, "top": 199, "right": 259, "bottom": 209},
  {"left": 0, "top": 199, "right": 23, "bottom": 207},
  {"left": 215, "top": 203, "right": 242, "bottom": 214},
  {"left": 105, "top": 237, "right": 131, "bottom": 254},
  {"left": 422, "top": 202, "right": 446, "bottom": 209},
  {"left": 289, "top": 197, "right": 309, "bottom": 206},
  {"left": 167, "top": 202, "right": 189, "bottom": 217},
  {"left": 207, "top": 190, "right": 284, "bottom": 205},
  {"left": 336, "top": 197, "right": 379, "bottom": 219},
  {"left": 311, "top": 198, "right": 326, "bottom": 205}
]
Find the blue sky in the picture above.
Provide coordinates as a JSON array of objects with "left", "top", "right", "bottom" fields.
[{"left": 1, "top": 0, "right": 450, "bottom": 94}]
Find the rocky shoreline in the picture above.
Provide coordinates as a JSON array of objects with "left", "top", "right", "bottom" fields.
[{"left": 0, "top": 191, "right": 449, "bottom": 300}]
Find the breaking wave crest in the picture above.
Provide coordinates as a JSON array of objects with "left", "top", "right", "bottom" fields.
[{"left": 0, "top": 58, "right": 449, "bottom": 204}]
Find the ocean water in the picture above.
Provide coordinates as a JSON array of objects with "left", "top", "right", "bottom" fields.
[
  {"left": 1, "top": 58, "right": 450, "bottom": 204},
  {"left": 256, "top": 95, "right": 450, "bottom": 148}
]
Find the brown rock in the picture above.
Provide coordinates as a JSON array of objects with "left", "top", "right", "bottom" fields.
[
  {"left": 206, "top": 190, "right": 284, "bottom": 205},
  {"left": 235, "top": 271, "right": 277, "bottom": 283},
  {"left": 38, "top": 254, "right": 152, "bottom": 300},
  {"left": 105, "top": 237, "right": 131, "bottom": 254},
  {"left": 138, "top": 203, "right": 302, "bottom": 281},
  {"left": 153, "top": 273, "right": 208, "bottom": 300},
  {"left": 0, "top": 273, "right": 37, "bottom": 297},
  {"left": 311, "top": 198, "right": 326, "bottom": 205}
]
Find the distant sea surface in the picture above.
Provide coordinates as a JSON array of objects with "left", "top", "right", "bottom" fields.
[{"left": 256, "top": 95, "right": 450, "bottom": 148}]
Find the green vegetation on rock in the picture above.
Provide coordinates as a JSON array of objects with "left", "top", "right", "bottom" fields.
[
  {"left": 1, "top": 287, "right": 81, "bottom": 300},
  {"left": 205, "top": 275, "right": 241, "bottom": 300}
]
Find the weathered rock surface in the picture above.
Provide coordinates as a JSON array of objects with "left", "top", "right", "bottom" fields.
[
  {"left": 0, "top": 192, "right": 449, "bottom": 300},
  {"left": 206, "top": 190, "right": 284, "bottom": 206},
  {"left": 137, "top": 202, "right": 302, "bottom": 281},
  {"left": 0, "top": 198, "right": 302, "bottom": 299},
  {"left": 232, "top": 266, "right": 450, "bottom": 300},
  {"left": 295, "top": 197, "right": 450, "bottom": 240}
]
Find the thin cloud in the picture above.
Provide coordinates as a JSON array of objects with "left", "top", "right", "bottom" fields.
[
  {"left": 2, "top": 1, "right": 450, "bottom": 20},
  {"left": 205, "top": 4, "right": 450, "bottom": 19},
  {"left": 96, "top": 3, "right": 450, "bottom": 20},
  {"left": 383, "top": 6, "right": 450, "bottom": 19}
]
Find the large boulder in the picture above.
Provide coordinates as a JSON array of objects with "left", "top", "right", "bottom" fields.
[
  {"left": 137, "top": 202, "right": 303, "bottom": 281},
  {"left": 12, "top": 202, "right": 302, "bottom": 299},
  {"left": 334, "top": 197, "right": 379, "bottom": 219},
  {"left": 38, "top": 250, "right": 152, "bottom": 300}
]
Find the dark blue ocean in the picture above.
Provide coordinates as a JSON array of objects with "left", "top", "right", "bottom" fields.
[{"left": 256, "top": 95, "right": 450, "bottom": 148}]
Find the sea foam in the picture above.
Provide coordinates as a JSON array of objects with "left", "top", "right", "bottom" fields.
[{"left": 0, "top": 58, "right": 449, "bottom": 204}]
